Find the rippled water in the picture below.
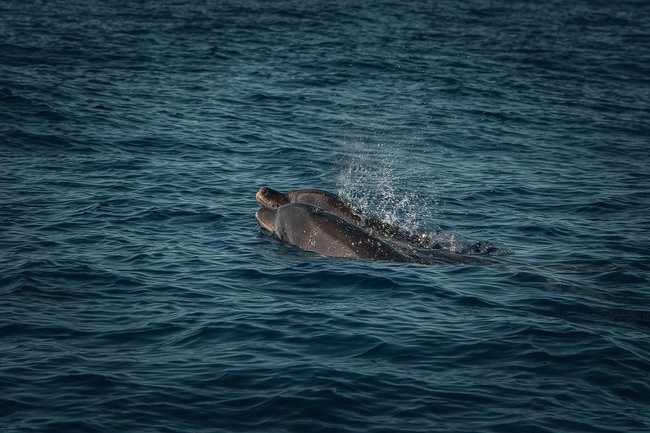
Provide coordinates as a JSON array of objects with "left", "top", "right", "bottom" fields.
[{"left": 2, "top": 1, "right": 650, "bottom": 432}]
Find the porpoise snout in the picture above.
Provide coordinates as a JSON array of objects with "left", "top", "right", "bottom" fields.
[
  {"left": 256, "top": 186, "right": 290, "bottom": 208},
  {"left": 255, "top": 207, "right": 277, "bottom": 232}
]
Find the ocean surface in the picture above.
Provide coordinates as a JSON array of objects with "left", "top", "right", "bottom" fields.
[{"left": 2, "top": 0, "right": 650, "bottom": 432}]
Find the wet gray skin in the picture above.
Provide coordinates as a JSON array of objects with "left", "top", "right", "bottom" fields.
[
  {"left": 256, "top": 187, "right": 431, "bottom": 248},
  {"left": 256, "top": 203, "right": 487, "bottom": 265},
  {"left": 256, "top": 187, "right": 362, "bottom": 224},
  {"left": 255, "top": 203, "right": 409, "bottom": 261}
]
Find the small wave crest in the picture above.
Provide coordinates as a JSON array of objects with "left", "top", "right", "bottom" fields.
[{"left": 419, "top": 231, "right": 510, "bottom": 256}]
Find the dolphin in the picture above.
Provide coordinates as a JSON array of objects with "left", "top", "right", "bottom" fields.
[
  {"left": 255, "top": 202, "right": 486, "bottom": 265},
  {"left": 255, "top": 203, "right": 410, "bottom": 261},
  {"left": 256, "top": 187, "right": 433, "bottom": 248}
]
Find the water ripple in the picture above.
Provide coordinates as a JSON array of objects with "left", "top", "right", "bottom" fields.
[{"left": 1, "top": 0, "right": 650, "bottom": 432}]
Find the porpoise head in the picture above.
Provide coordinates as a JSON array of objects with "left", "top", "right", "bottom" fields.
[
  {"left": 256, "top": 187, "right": 290, "bottom": 208},
  {"left": 255, "top": 206, "right": 277, "bottom": 233}
]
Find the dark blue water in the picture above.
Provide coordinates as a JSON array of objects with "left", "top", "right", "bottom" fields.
[{"left": 2, "top": 1, "right": 650, "bottom": 432}]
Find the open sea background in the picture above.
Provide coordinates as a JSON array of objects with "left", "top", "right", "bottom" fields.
[{"left": 2, "top": 0, "right": 650, "bottom": 432}]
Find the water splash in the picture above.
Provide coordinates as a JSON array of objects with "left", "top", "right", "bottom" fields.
[
  {"left": 334, "top": 124, "right": 508, "bottom": 256},
  {"left": 335, "top": 123, "right": 440, "bottom": 235}
]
